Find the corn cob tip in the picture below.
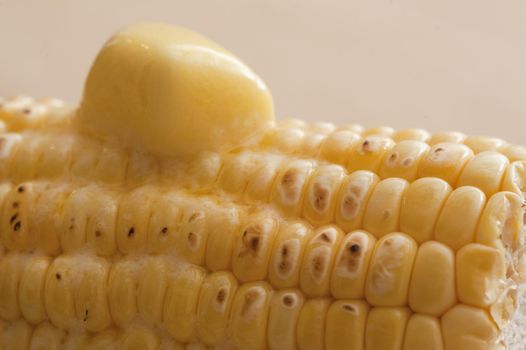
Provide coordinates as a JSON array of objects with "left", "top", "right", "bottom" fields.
[{"left": 78, "top": 22, "right": 275, "bottom": 158}]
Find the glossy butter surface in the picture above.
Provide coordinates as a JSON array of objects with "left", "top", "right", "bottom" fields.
[{"left": 79, "top": 23, "right": 275, "bottom": 158}]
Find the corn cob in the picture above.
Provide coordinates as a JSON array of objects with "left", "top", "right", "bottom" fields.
[{"left": 1, "top": 22, "right": 525, "bottom": 350}]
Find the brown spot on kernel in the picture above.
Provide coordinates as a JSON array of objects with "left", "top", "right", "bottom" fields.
[
  {"left": 350, "top": 244, "right": 361, "bottom": 253},
  {"left": 127, "top": 227, "right": 135, "bottom": 237},
  {"left": 95, "top": 230, "right": 102, "bottom": 238},
  {"left": 388, "top": 152, "right": 398, "bottom": 163},
  {"left": 241, "top": 289, "right": 261, "bottom": 316},
  {"left": 161, "top": 227, "right": 168, "bottom": 234},
  {"left": 189, "top": 212, "right": 202, "bottom": 222},
  {"left": 55, "top": 273, "right": 61, "bottom": 280},
  {"left": 282, "top": 294, "right": 295, "bottom": 307},
  {"left": 281, "top": 245, "right": 289, "bottom": 257},
  {"left": 22, "top": 108, "right": 31, "bottom": 115},
  {"left": 83, "top": 309, "right": 89, "bottom": 321},
  {"left": 282, "top": 170, "right": 296, "bottom": 186},
  {"left": 312, "top": 255, "right": 324, "bottom": 273},
  {"left": 313, "top": 183, "right": 329, "bottom": 211},
  {"left": 342, "top": 304, "right": 356, "bottom": 313},
  {"left": 278, "top": 260, "right": 289, "bottom": 272},
  {"left": 241, "top": 224, "right": 265, "bottom": 256},
  {"left": 10, "top": 213, "right": 18, "bottom": 224},
  {"left": 187, "top": 232, "right": 197, "bottom": 246},
  {"left": 382, "top": 209, "right": 391, "bottom": 220},
  {"left": 13, "top": 221, "right": 21, "bottom": 231},
  {"left": 362, "top": 139, "right": 373, "bottom": 153},
  {"left": 68, "top": 218, "right": 75, "bottom": 231},
  {"left": 12, "top": 202, "right": 18, "bottom": 209},
  {"left": 319, "top": 232, "right": 332, "bottom": 243},
  {"left": 17, "top": 186, "right": 25, "bottom": 193},
  {"left": 402, "top": 157, "right": 413, "bottom": 167},
  {"left": 434, "top": 147, "right": 445, "bottom": 153},
  {"left": 216, "top": 288, "right": 227, "bottom": 303}
]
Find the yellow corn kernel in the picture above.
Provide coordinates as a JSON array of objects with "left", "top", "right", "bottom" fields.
[
  {"left": 500, "top": 144, "right": 526, "bottom": 162},
  {"left": 434, "top": 186, "right": 486, "bottom": 250},
  {"left": 84, "top": 329, "right": 119, "bottom": 350},
  {"left": 229, "top": 282, "right": 272, "bottom": 350},
  {"left": 145, "top": 192, "right": 181, "bottom": 254},
  {"left": 428, "top": 131, "right": 466, "bottom": 145},
  {"left": 116, "top": 186, "right": 155, "bottom": 253},
  {"left": 403, "top": 314, "right": 444, "bottom": 350},
  {"left": 73, "top": 256, "right": 112, "bottom": 332},
  {"left": 300, "top": 225, "right": 343, "bottom": 297},
  {"left": 363, "top": 178, "right": 409, "bottom": 238},
  {"left": 94, "top": 145, "right": 128, "bottom": 184},
  {"left": 9, "top": 135, "right": 42, "bottom": 182},
  {"left": 271, "top": 159, "right": 314, "bottom": 216},
  {"left": 392, "top": 128, "right": 430, "bottom": 142},
  {"left": 232, "top": 215, "right": 278, "bottom": 282},
  {"left": 44, "top": 256, "right": 77, "bottom": 329},
  {"left": 400, "top": 177, "right": 452, "bottom": 244},
  {"left": 163, "top": 264, "right": 206, "bottom": 342},
  {"left": 365, "top": 307, "right": 411, "bottom": 350},
  {"left": 108, "top": 258, "right": 140, "bottom": 326},
  {"left": 309, "top": 121, "right": 336, "bottom": 134},
  {"left": 408, "top": 241, "right": 456, "bottom": 316},
  {"left": 303, "top": 164, "right": 345, "bottom": 225},
  {"left": 363, "top": 126, "right": 395, "bottom": 138},
  {"left": 365, "top": 233, "right": 417, "bottom": 306},
  {"left": 182, "top": 152, "right": 220, "bottom": 191},
  {"left": 137, "top": 256, "right": 169, "bottom": 324},
  {"left": 301, "top": 132, "right": 326, "bottom": 158},
  {"left": 296, "top": 298, "right": 331, "bottom": 350},
  {"left": 0, "top": 253, "right": 25, "bottom": 320},
  {"left": 267, "top": 289, "right": 305, "bottom": 350},
  {"left": 197, "top": 272, "right": 238, "bottom": 346},
  {"left": 269, "top": 128, "right": 306, "bottom": 154},
  {"left": 121, "top": 327, "right": 159, "bottom": 350},
  {"left": 418, "top": 142, "right": 474, "bottom": 186},
  {"left": 379, "top": 140, "right": 430, "bottom": 181},
  {"left": 269, "top": 221, "right": 311, "bottom": 289},
  {"left": 457, "top": 151, "right": 509, "bottom": 197},
  {"left": 325, "top": 300, "right": 369, "bottom": 350},
  {"left": 456, "top": 243, "right": 505, "bottom": 308},
  {"left": 60, "top": 187, "right": 91, "bottom": 252},
  {"left": 1, "top": 183, "right": 38, "bottom": 251},
  {"left": 219, "top": 152, "right": 267, "bottom": 194},
  {"left": 335, "top": 170, "right": 379, "bottom": 232},
  {"left": 464, "top": 135, "right": 506, "bottom": 154},
  {"left": 29, "top": 322, "right": 65, "bottom": 350},
  {"left": 32, "top": 184, "right": 70, "bottom": 255},
  {"left": 319, "top": 130, "right": 361, "bottom": 164},
  {"left": 19, "top": 256, "right": 51, "bottom": 324},
  {"left": 205, "top": 206, "right": 241, "bottom": 271},
  {"left": 331, "top": 230, "right": 376, "bottom": 299},
  {"left": 85, "top": 188, "right": 118, "bottom": 257},
  {"left": 244, "top": 155, "right": 283, "bottom": 202},
  {"left": 441, "top": 304, "right": 499, "bottom": 350},
  {"left": 0, "top": 134, "right": 22, "bottom": 178},
  {"left": 502, "top": 161, "right": 526, "bottom": 198},
  {"left": 69, "top": 137, "right": 102, "bottom": 180},
  {"left": 36, "top": 132, "right": 74, "bottom": 179},
  {"left": 176, "top": 202, "right": 210, "bottom": 265},
  {"left": 347, "top": 136, "right": 395, "bottom": 173},
  {"left": 2, "top": 319, "right": 32, "bottom": 350},
  {"left": 476, "top": 191, "right": 523, "bottom": 251},
  {"left": 159, "top": 338, "right": 185, "bottom": 350}
]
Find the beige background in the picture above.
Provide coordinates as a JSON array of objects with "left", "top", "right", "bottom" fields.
[{"left": 0, "top": 0, "right": 525, "bottom": 144}]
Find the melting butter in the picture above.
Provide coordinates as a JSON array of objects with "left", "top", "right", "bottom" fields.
[{"left": 78, "top": 23, "right": 275, "bottom": 158}]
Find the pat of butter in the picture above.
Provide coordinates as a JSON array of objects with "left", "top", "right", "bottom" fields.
[{"left": 78, "top": 23, "right": 275, "bottom": 158}]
